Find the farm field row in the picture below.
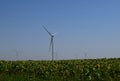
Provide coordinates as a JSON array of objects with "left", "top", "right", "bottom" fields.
[{"left": 0, "top": 58, "right": 120, "bottom": 81}]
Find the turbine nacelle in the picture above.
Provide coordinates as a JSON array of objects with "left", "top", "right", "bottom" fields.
[
  {"left": 51, "top": 33, "right": 57, "bottom": 37},
  {"left": 51, "top": 35, "right": 54, "bottom": 37}
]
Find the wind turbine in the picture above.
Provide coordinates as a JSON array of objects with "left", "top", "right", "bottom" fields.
[
  {"left": 82, "top": 50, "right": 87, "bottom": 59},
  {"left": 43, "top": 25, "right": 56, "bottom": 60},
  {"left": 13, "top": 49, "right": 22, "bottom": 61}
]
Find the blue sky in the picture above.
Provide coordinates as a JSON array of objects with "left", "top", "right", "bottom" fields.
[{"left": 0, "top": 0, "right": 120, "bottom": 60}]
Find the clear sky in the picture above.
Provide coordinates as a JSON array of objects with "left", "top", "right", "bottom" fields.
[{"left": 0, "top": 0, "right": 120, "bottom": 60}]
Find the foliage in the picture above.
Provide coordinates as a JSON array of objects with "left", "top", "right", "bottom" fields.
[{"left": 0, "top": 58, "right": 120, "bottom": 81}]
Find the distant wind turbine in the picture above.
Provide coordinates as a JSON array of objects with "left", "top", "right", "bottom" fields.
[
  {"left": 43, "top": 25, "right": 56, "bottom": 60},
  {"left": 82, "top": 50, "right": 87, "bottom": 59},
  {"left": 13, "top": 49, "right": 23, "bottom": 61}
]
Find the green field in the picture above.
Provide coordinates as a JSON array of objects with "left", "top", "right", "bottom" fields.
[{"left": 0, "top": 58, "right": 120, "bottom": 81}]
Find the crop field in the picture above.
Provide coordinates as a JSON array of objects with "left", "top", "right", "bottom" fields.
[{"left": 0, "top": 58, "right": 120, "bottom": 81}]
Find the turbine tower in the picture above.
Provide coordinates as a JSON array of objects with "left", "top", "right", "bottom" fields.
[{"left": 43, "top": 25, "right": 56, "bottom": 60}]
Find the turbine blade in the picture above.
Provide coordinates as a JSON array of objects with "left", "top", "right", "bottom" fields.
[
  {"left": 42, "top": 25, "right": 52, "bottom": 36},
  {"left": 49, "top": 37, "right": 52, "bottom": 51}
]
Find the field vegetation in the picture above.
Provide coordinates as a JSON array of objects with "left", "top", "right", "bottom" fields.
[{"left": 0, "top": 58, "right": 120, "bottom": 81}]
